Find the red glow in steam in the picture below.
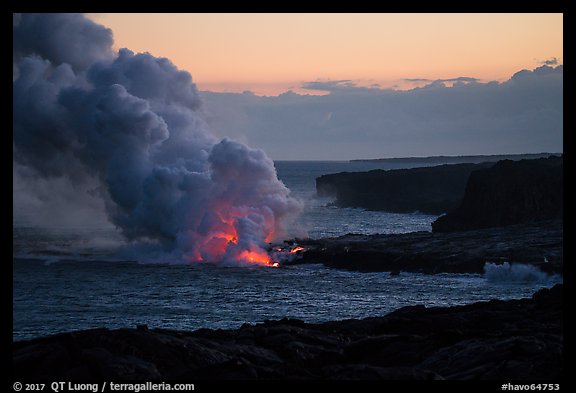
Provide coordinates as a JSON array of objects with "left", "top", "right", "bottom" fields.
[{"left": 191, "top": 209, "right": 279, "bottom": 267}]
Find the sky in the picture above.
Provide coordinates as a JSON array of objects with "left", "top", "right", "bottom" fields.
[
  {"left": 12, "top": 13, "right": 564, "bottom": 230},
  {"left": 89, "top": 13, "right": 562, "bottom": 95},
  {"left": 81, "top": 13, "right": 563, "bottom": 160}
]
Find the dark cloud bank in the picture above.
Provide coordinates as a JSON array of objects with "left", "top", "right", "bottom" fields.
[{"left": 201, "top": 66, "right": 562, "bottom": 160}]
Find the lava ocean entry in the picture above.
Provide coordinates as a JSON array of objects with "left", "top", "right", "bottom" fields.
[
  {"left": 189, "top": 209, "right": 276, "bottom": 266},
  {"left": 13, "top": 13, "right": 304, "bottom": 266},
  {"left": 188, "top": 208, "right": 306, "bottom": 267}
]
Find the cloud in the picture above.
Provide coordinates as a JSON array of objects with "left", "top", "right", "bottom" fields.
[
  {"left": 404, "top": 76, "right": 479, "bottom": 85},
  {"left": 404, "top": 78, "right": 433, "bottom": 83},
  {"left": 200, "top": 65, "right": 562, "bottom": 160},
  {"left": 541, "top": 57, "right": 559, "bottom": 65},
  {"left": 439, "top": 77, "right": 479, "bottom": 83},
  {"left": 301, "top": 80, "right": 384, "bottom": 93}
]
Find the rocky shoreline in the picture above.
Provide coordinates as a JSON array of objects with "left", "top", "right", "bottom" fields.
[
  {"left": 13, "top": 156, "right": 563, "bottom": 381},
  {"left": 292, "top": 219, "right": 562, "bottom": 275},
  {"left": 13, "top": 285, "right": 562, "bottom": 380}
]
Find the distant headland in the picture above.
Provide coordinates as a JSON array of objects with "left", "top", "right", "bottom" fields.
[{"left": 351, "top": 152, "right": 561, "bottom": 165}]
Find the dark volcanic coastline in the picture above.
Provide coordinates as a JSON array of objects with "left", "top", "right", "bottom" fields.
[
  {"left": 13, "top": 285, "right": 562, "bottom": 380},
  {"left": 293, "top": 219, "right": 562, "bottom": 274},
  {"left": 318, "top": 155, "right": 562, "bottom": 217},
  {"left": 13, "top": 156, "right": 563, "bottom": 381},
  {"left": 316, "top": 162, "right": 494, "bottom": 214},
  {"left": 351, "top": 152, "right": 560, "bottom": 165},
  {"left": 308, "top": 156, "right": 563, "bottom": 274},
  {"left": 432, "top": 157, "right": 563, "bottom": 232}
]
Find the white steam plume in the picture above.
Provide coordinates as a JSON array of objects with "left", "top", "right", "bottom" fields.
[{"left": 13, "top": 13, "right": 303, "bottom": 265}]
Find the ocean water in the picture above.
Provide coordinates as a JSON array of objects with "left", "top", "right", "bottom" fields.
[
  {"left": 274, "top": 161, "right": 440, "bottom": 238},
  {"left": 13, "top": 161, "right": 561, "bottom": 341}
]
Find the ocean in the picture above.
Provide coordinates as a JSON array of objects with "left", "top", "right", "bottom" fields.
[{"left": 13, "top": 161, "right": 561, "bottom": 341}]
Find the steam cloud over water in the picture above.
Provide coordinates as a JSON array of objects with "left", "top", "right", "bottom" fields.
[{"left": 13, "top": 13, "right": 303, "bottom": 265}]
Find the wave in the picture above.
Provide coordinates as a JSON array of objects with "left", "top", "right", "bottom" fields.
[{"left": 483, "top": 262, "right": 562, "bottom": 284}]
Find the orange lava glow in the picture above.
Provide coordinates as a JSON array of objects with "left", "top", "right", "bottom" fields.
[
  {"left": 213, "top": 231, "right": 238, "bottom": 243},
  {"left": 290, "top": 246, "right": 305, "bottom": 253},
  {"left": 237, "top": 249, "right": 275, "bottom": 266},
  {"left": 191, "top": 208, "right": 279, "bottom": 267}
]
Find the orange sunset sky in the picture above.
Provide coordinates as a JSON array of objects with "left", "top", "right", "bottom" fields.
[{"left": 88, "top": 13, "right": 563, "bottom": 96}]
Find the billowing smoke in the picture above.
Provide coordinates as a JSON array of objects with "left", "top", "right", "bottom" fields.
[{"left": 13, "top": 13, "right": 303, "bottom": 265}]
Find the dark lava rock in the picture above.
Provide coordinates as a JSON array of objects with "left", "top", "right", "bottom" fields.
[
  {"left": 295, "top": 219, "right": 562, "bottom": 274},
  {"left": 432, "top": 156, "right": 562, "bottom": 232},
  {"left": 13, "top": 285, "right": 562, "bottom": 380},
  {"left": 351, "top": 153, "right": 559, "bottom": 165},
  {"left": 316, "top": 162, "right": 494, "bottom": 214}
]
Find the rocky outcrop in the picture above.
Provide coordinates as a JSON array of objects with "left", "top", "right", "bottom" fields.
[
  {"left": 294, "top": 220, "right": 562, "bottom": 274},
  {"left": 352, "top": 152, "right": 561, "bottom": 165},
  {"left": 432, "top": 156, "right": 563, "bottom": 232},
  {"left": 13, "top": 285, "right": 562, "bottom": 380},
  {"left": 316, "top": 162, "right": 494, "bottom": 214}
]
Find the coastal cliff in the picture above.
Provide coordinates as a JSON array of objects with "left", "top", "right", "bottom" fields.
[
  {"left": 316, "top": 162, "right": 494, "bottom": 214},
  {"left": 316, "top": 155, "right": 562, "bottom": 221},
  {"left": 308, "top": 156, "right": 563, "bottom": 274},
  {"left": 432, "top": 156, "right": 563, "bottom": 232}
]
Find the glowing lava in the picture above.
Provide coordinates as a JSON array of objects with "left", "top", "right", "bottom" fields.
[
  {"left": 290, "top": 246, "right": 305, "bottom": 253},
  {"left": 189, "top": 208, "right": 281, "bottom": 267},
  {"left": 237, "top": 249, "right": 274, "bottom": 266}
]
